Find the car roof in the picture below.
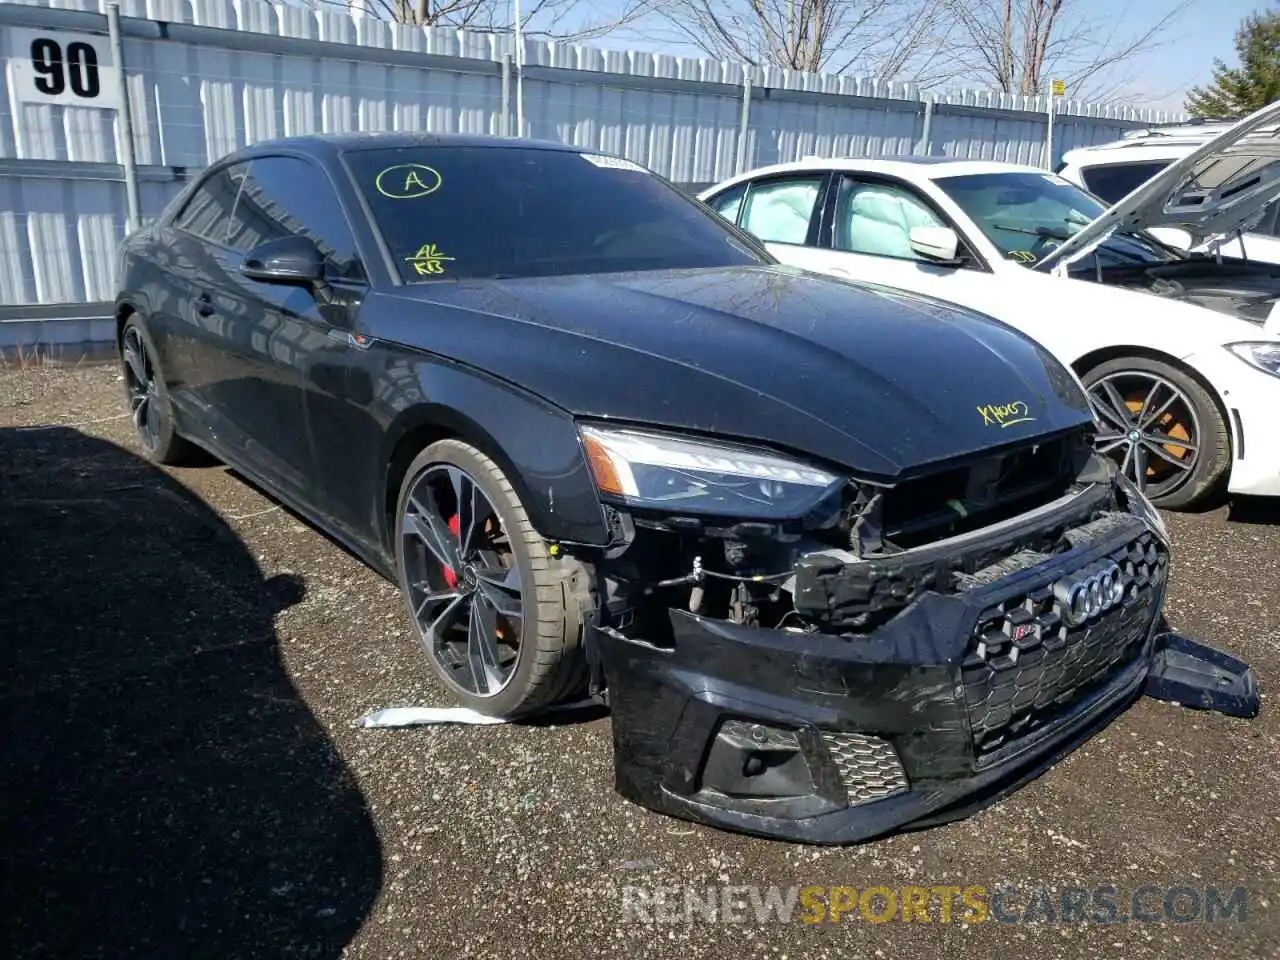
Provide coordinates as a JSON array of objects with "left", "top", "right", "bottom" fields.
[
  {"left": 223, "top": 132, "right": 584, "bottom": 161},
  {"left": 1060, "top": 141, "right": 1200, "bottom": 166},
  {"left": 1059, "top": 122, "right": 1244, "bottom": 167},
  {"left": 715, "top": 156, "right": 1049, "bottom": 185}
]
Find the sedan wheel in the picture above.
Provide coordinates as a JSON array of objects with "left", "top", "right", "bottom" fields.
[
  {"left": 1082, "top": 357, "right": 1230, "bottom": 510},
  {"left": 402, "top": 462, "right": 524, "bottom": 697},
  {"left": 394, "top": 440, "right": 588, "bottom": 716},
  {"left": 118, "top": 315, "right": 198, "bottom": 466},
  {"left": 123, "top": 325, "right": 163, "bottom": 453}
]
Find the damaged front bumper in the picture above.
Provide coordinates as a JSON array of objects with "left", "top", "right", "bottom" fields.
[{"left": 593, "top": 501, "right": 1192, "bottom": 845}]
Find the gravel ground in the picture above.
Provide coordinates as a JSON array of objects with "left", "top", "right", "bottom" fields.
[{"left": 2, "top": 363, "right": 1277, "bottom": 960}]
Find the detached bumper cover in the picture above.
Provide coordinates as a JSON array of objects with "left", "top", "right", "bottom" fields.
[
  {"left": 596, "top": 515, "right": 1172, "bottom": 844},
  {"left": 1145, "top": 631, "right": 1260, "bottom": 718}
]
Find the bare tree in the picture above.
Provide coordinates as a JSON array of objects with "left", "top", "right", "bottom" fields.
[
  {"left": 636, "top": 0, "right": 959, "bottom": 85},
  {"left": 944, "top": 0, "right": 1196, "bottom": 100},
  {"left": 311, "top": 0, "right": 651, "bottom": 42}
]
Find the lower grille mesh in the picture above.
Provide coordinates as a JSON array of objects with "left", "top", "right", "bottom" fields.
[
  {"left": 963, "top": 529, "right": 1167, "bottom": 764},
  {"left": 821, "top": 732, "right": 909, "bottom": 806}
]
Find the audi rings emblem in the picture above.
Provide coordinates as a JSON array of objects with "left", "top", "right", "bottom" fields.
[{"left": 1052, "top": 562, "right": 1125, "bottom": 627}]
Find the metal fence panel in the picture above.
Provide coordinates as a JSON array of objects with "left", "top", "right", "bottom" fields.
[{"left": 0, "top": 0, "right": 1184, "bottom": 334}]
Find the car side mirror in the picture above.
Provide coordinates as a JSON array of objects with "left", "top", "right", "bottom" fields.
[
  {"left": 241, "top": 235, "right": 326, "bottom": 286},
  {"left": 908, "top": 226, "right": 961, "bottom": 264}
]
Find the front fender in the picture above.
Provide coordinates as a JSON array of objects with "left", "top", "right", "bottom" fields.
[{"left": 374, "top": 356, "right": 610, "bottom": 550}]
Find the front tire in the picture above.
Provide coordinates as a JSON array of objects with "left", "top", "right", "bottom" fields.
[
  {"left": 1081, "top": 356, "right": 1229, "bottom": 510},
  {"left": 394, "top": 439, "right": 588, "bottom": 717}
]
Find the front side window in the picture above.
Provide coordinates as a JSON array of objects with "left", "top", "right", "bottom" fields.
[
  {"left": 172, "top": 162, "right": 249, "bottom": 246},
  {"left": 934, "top": 171, "right": 1176, "bottom": 267},
  {"left": 833, "top": 177, "right": 947, "bottom": 260},
  {"left": 228, "top": 156, "right": 363, "bottom": 278},
  {"left": 343, "top": 147, "right": 768, "bottom": 283},
  {"left": 1079, "top": 160, "right": 1171, "bottom": 204},
  {"left": 738, "top": 176, "right": 825, "bottom": 245}
]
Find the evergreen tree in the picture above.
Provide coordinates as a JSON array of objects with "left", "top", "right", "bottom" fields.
[{"left": 1186, "top": 9, "right": 1280, "bottom": 117}]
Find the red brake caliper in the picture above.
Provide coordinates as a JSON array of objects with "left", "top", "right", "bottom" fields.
[{"left": 441, "top": 514, "right": 461, "bottom": 588}]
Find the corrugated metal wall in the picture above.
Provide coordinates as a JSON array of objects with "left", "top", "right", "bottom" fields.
[{"left": 0, "top": 0, "right": 1184, "bottom": 333}]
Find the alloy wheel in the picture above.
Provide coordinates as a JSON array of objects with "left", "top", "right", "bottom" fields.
[
  {"left": 122, "top": 326, "right": 162, "bottom": 452},
  {"left": 1087, "top": 372, "right": 1200, "bottom": 500},
  {"left": 400, "top": 463, "right": 524, "bottom": 697}
]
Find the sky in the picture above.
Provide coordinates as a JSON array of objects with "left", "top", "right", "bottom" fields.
[
  {"left": 522, "top": 0, "right": 1271, "bottom": 114},
  {"left": 1133, "top": 0, "right": 1271, "bottom": 110}
]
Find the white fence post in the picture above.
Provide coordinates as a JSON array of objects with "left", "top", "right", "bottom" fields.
[
  {"left": 735, "top": 71, "right": 752, "bottom": 175},
  {"left": 107, "top": 2, "right": 141, "bottom": 234}
]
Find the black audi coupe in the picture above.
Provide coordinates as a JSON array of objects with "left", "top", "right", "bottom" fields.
[{"left": 113, "top": 133, "right": 1247, "bottom": 844}]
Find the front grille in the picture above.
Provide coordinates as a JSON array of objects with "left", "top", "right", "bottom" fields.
[
  {"left": 962, "top": 528, "right": 1167, "bottom": 765},
  {"left": 821, "top": 732, "right": 909, "bottom": 805}
]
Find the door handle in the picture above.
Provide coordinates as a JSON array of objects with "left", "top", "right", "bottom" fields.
[{"left": 195, "top": 292, "right": 215, "bottom": 317}]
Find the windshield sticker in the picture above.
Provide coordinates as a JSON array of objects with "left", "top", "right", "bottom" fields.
[
  {"left": 404, "top": 243, "right": 455, "bottom": 276},
  {"left": 1007, "top": 250, "right": 1037, "bottom": 263},
  {"left": 977, "top": 401, "right": 1035, "bottom": 429},
  {"left": 580, "top": 153, "right": 649, "bottom": 173},
  {"left": 376, "top": 163, "right": 443, "bottom": 200}
]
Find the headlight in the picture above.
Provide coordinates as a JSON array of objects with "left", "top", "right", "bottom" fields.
[
  {"left": 1226, "top": 341, "right": 1280, "bottom": 378},
  {"left": 579, "top": 424, "right": 842, "bottom": 519}
]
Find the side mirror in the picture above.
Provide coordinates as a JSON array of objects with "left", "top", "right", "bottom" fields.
[
  {"left": 241, "top": 235, "right": 325, "bottom": 286},
  {"left": 909, "top": 225, "right": 961, "bottom": 264}
]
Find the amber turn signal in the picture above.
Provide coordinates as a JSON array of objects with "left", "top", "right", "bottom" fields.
[{"left": 582, "top": 432, "right": 625, "bottom": 496}]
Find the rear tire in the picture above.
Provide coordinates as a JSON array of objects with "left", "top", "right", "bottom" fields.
[
  {"left": 1080, "top": 356, "right": 1229, "bottom": 510},
  {"left": 119, "top": 315, "right": 201, "bottom": 466},
  {"left": 394, "top": 439, "right": 588, "bottom": 718}
]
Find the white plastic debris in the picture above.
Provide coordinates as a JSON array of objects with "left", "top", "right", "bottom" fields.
[{"left": 359, "top": 698, "right": 599, "bottom": 729}]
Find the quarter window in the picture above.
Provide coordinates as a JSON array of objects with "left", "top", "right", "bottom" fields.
[
  {"left": 833, "top": 178, "right": 946, "bottom": 261},
  {"left": 172, "top": 162, "right": 249, "bottom": 246},
  {"left": 739, "top": 176, "right": 825, "bottom": 245},
  {"left": 228, "top": 156, "right": 363, "bottom": 279}
]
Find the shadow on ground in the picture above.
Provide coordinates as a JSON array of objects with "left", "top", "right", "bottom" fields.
[
  {"left": 0, "top": 427, "right": 382, "bottom": 959},
  {"left": 1228, "top": 495, "right": 1280, "bottom": 526}
]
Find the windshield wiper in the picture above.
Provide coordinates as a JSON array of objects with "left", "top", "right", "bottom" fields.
[{"left": 991, "top": 223, "right": 1072, "bottom": 240}]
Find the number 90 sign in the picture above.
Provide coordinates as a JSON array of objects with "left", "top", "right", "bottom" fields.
[{"left": 8, "top": 28, "right": 121, "bottom": 109}]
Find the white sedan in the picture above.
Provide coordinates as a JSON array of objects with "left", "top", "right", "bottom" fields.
[{"left": 697, "top": 105, "right": 1280, "bottom": 510}]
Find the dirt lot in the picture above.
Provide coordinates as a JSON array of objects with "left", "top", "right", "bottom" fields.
[{"left": 2, "top": 363, "right": 1277, "bottom": 960}]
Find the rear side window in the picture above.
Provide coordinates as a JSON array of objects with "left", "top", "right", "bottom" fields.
[
  {"left": 228, "top": 156, "right": 363, "bottom": 279},
  {"left": 344, "top": 146, "right": 766, "bottom": 282},
  {"left": 172, "top": 163, "right": 249, "bottom": 245},
  {"left": 1079, "top": 161, "right": 1171, "bottom": 204},
  {"left": 739, "top": 176, "right": 825, "bottom": 245}
]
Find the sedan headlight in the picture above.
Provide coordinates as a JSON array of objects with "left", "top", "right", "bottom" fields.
[
  {"left": 1226, "top": 341, "right": 1280, "bottom": 378},
  {"left": 579, "top": 424, "right": 842, "bottom": 519}
]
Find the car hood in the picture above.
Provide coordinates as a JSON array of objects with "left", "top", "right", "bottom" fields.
[
  {"left": 1039, "top": 99, "right": 1280, "bottom": 272},
  {"left": 379, "top": 265, "right": 1092, "bottom": 479}
]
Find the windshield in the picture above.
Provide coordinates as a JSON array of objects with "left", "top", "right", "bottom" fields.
[
  {"left": 933, "top": 171, "right": 1177, "bottom": 268},
  {"left": 344, "top": 146, "right": 769, "bottom": 282}
]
